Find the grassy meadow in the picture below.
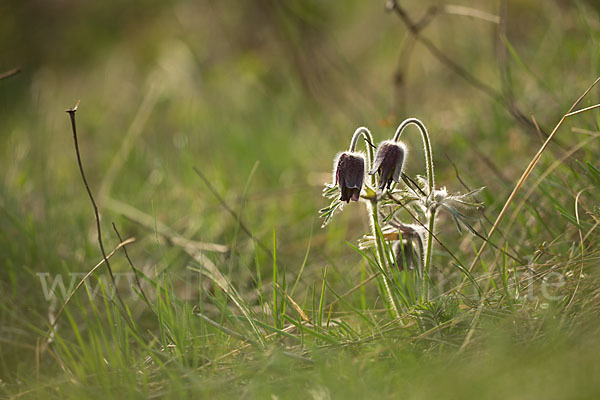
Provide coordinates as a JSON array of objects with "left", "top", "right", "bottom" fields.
[{"left": 2, "top": 1, "right": 600, "bottom": 398}]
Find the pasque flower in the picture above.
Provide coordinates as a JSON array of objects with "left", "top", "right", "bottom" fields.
[
  {"left": 320, "top": 127, "right": 373, "bottom": 227},
  {"left": 320, "top": 118, "right": 482, "bottom": 308},
  {"left": 369, "top": 140, "right": 407, "bottom": 190},
  {"left": 334, "top": 152, "right": 365, "bottom": 203}
]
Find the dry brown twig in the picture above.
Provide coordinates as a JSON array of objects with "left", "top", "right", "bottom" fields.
[
  {"left": 275, "top": 282, "right": 311, "bottom": 323},
  {"left": 112, "top": 222, "right": 151, "bottom": 305},
  {"left": 386, "top": 1, "right": 546, "bottom": 138},
  {"left": 104, "top": 197, "right": 228, "bottom": 254},
  {"left": 45, "top": 238, "right": 136, "bottom": 342},
  {"left": 39, "top": 238, "right": 135, "bottom": 376},
  {"left": 65, "top": 101, "right": 134, "bottom": 327},
  {"left": 464, "top": 77, "right": 600, "bottom": 289},
  {"left": 193, "top": 166, "right": 273, "bottom": 259},
  {"left": 0, "top": 66, "right": 20, "bottom": 81}
]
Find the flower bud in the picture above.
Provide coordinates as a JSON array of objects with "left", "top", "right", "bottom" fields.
[
  {"left": 390, "top": 222, "right": 424, "bottom": 272},
  {"left": 334, "top": 152, "right": 365, "bottom": 203},
  {"left": 369, "top": 140, "right": 407, "bottom": 190}
]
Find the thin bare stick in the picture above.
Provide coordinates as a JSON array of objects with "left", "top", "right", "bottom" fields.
[
  {"left": 465, "top": 77, "right": 600, "bottom": 281},
  {"left": 565, "top": 103, "right": 600, "bottom": 117},
  {"left": 47, "top": 238, "right": 135, "bottom": 333},
  {"left": 444, "top": 5, "right": 500, "bottom": 23},
  {"left": 66, "top": 101, "right": 129, "bottom": 314},
  {"left": 0, "top": 67, "right": 20, "bottom": 80},
  {"left": 104, "top": 197, "right": 227, "bottom": 253},
  {"left": 470, "top": 135, "right": 599, "bottom": 289},
  {"left": 112, "top": 223, "right": 151, "bottom": 305},
  {"left": 583, "top": 220, "right": 600, "bottom": 243},
  {"left": 275, "top": 282, "right": 310, "bottom": 322},
  {"left": 386, "top": 1, "right": 545, "bottom": 137},
  {"left": 502, "top": 134, "right": 598, "bottom": 246},
  {"left": 193, "top": 166, "right": 273, "bottom": 259},
  {"left": 531, "top": 114, "right": 545, "bottom": 142}
]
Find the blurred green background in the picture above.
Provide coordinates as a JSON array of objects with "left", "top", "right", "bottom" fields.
[{"left": 1, "top": 0, "right": 600, "bottom": 398}]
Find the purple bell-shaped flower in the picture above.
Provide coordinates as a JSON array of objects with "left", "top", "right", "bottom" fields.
[
  {"left": 369, "top": 140, "right": 406, "bottom": 190},
  {"left": 334, "top": 152, "right": 366, "bottom": 203}
]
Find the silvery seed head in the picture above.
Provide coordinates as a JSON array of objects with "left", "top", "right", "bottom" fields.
[
  {"left": 369, "top": 140, "right": 407, "bottom": 190},
  {"left": 334, "top": 152, "right": 366, "bottom": 203}
]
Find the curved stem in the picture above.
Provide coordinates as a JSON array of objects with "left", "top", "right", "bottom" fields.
[
  {"left": 392, "top": 118, "right": 435, "bottom": 193},
  {"left": 350, "top": 126, "right": 400, "bottom": 317},
  {"left": 393, "top": 118, "right": 436, "bottom": 302},
  {"left": 349, "top": 126, "right": 375, "bottom": 186}
]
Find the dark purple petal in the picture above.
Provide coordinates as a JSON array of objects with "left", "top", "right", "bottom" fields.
[
  {"left": 349, "top": 187, "right": 360, "bottom": 202},
  {"left": 335, "top": 152, "right": 365, "bottom": 203},
  {"left": 369, "top": 150, "right": 385, "bottom": 175},
  {"left": 371, "top": 141, "right": 406, "bottom": 190}
]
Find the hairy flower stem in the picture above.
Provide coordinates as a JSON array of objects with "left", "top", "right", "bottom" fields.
[
  {"left": 392, "top": 118, "right": 435, "bottom": 190},
  {"left": 370, "top": 199, "right": 401, "bottom": 319},
  {"left": 393, "top": 118, "right": 436, "bottom": 302},
  {"left": 422, "top": 210, "right": 436, "bottom": 301},
  {"left": 349, "top": 127, "right": 374, "bottom": 173},
  {"left": 349, "top": 127, "right": 400, "bottom": 318}
]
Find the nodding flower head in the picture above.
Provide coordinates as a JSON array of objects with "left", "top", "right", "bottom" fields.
[
  {"left": 334, "top": 152, "right": 365, "bottom": 203},
  {"left": 369, "top": 140, "right": 407, "bottom": 190}
]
